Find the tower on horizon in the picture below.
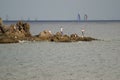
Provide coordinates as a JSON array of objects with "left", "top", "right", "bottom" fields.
[
  {"left": 84, "top": 14, "right": 88, "bottom": 21},
  {"left": 77, "top": 13, "right": 81, "bottom": 22}
]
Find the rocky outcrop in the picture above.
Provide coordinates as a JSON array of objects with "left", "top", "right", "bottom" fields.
[
  {"left": 78, "top": 36, "right": 97, "bottom": 41},
  {"left": 70, "top": 33, "right": 80, "bottom": 42},
  {"left": 0, "top": 18, "right": 98, "bottom": 43},
  {"left": 0, "top": 18, "right": 3, "bottom": 25},
  {"left": 38, "top": 30, "right": 53, "bottom": 40},
  {"left": 50, "top": 32, "right": 70, "bottom": 42},
  {"left": 16, "top": 21, "right": 31, "bottom": 37},
  {"left": 0, "top": 18, "right": 5, "bottom": 33},
  {"left": 0, "top": 37, "right": 18, "bottom": 43},
  {"left": 0, "top": 18, "right": 32, "bottom": 43}
]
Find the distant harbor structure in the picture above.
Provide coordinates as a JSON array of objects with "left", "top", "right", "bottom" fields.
[
  {"left": 35, "top": 18, "right": 38, "bottom": 21},
  {"left": 84, "top": 14, "right": 88, "bottom": 21},
  {"left": 77, "top": 13, "right": 81, "bottom": 22},
  {"left": 27, "top": 17, "right": 30, "bottom": 21}
]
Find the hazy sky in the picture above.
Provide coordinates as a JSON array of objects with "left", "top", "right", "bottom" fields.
[{"left": 0, "top": 0, "right": 120, "bottom": 20}]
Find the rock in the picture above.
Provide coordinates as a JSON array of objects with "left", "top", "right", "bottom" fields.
[
  {"left": 0, "top": 37, "right": 19, "bottom": 43},
  {"left": 58, "top": 35, "right": 71, "bottom": 42},
  {"left": 16, "top": 21, "right": 23, "bottom": 31},
  {"left": 9, "top": 24, "right": 16, "bottom": 33},
  {"left": 22, "top": 22, "right": 31, "bottom": 37},
  {"left": 78, "top": 37, "right": 97, "bottom": 41},
  {"left": 31, "top": 36, "right": 42, "bottom": 41},
  {"left": 38, "top": 30, "right": 53, "bottom": 40},
  {"left": 55, "top": 32, "right": 63, "bottom": 37},
  {"left": 50, "top": 34, "right": 70, "bottom": 42},
  {"left": 16, "top": 21, "right": 31, "bottom": 37},
  {"left": 0, "top": 18, "right": 5, "bottom": 33},
  {"left": 5, "top": 24, "right": 25, "bottom": 39},
  {"left": 50, "top": 32, "right": 63, "bottom": 41},
  {"left": 0, "top": 18, "right": 3, "bottom": 25},
  {"left": 2, "top": 25, "right": 9, "bottom": 32},
  {"left": 0, "top": 18, "right": 99, "bottom": 43},
  {"left": 70, "top": 33, "right": 80, "bottom": 41}
]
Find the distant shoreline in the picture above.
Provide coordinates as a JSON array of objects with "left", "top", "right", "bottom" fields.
[{"left": 3, "top": 20, "right": 120, "bottom": 23}]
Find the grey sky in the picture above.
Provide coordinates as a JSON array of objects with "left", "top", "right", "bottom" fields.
[{"left": 0, "top": 0, "right": 120, "bottom": 20}]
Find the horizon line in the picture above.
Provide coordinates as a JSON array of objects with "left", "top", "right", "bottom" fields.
[{"left": 3, "top": 19, "right": 120, "bottom": 22}]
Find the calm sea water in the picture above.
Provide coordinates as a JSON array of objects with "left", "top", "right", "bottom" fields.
[{"left": 0, "top": 21, "right": 120, "bottom": 80}]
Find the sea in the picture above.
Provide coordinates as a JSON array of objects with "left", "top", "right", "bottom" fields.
[{"left": 0, "top": 21, "right": 120, "bottom": 80}]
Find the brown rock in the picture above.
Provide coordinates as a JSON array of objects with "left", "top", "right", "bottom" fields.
[
  {"left": 55, "top": 32, "right": 62, "bottom": 37},
  {"left": 0, "top": 18, "right": 3, "bottom": 25},
  {"left": 0, "top": 18, "right": 5, "bottom": 33},
  {"left": 0, "top": 37, "right": 19, "bottom": 43},
  {"left": 22, "top": 22, "right": 31, "bottom": 37},
  {"left": 16, "top": 21, "right": 31, "bottom": 37},
  {"left": 59, "top": 35, "right": 71, "bottom": 42},
  {"left": 38, "top": 30, "right": 53, "bottom": 40},
  {"left": 70, "top": 33, "right": 79, "bottom": 41},
  {"left": 78, "top": 37, "right": 97, "bottom": 41},
  {"left": 0, "top": 18, "right": 98, "bottom": 43},
  {"left": 51, "top": 34, "right": 70, "bottom": 42}
]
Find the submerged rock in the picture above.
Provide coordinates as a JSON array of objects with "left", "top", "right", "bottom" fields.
[
  {"left": 78, "top": 37, "right": 97, "bottom": 41},
  {"left": 0, "top": 37, "right": 18, "bottom": 43}
]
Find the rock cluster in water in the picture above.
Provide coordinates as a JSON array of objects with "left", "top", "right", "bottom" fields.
[{"left": 0, "top": 18, "right": 98, "bottom": 43}]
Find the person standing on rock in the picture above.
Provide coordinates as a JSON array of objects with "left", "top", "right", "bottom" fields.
[
  {"left": 60, "top": 27, "right": 63, "bottom": 35},
  {"left": 81, "top": 28, "right": 85, "bottom": 38},
  {"left": 49, "top": 30, "right": 52, "bottom": 34}
]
